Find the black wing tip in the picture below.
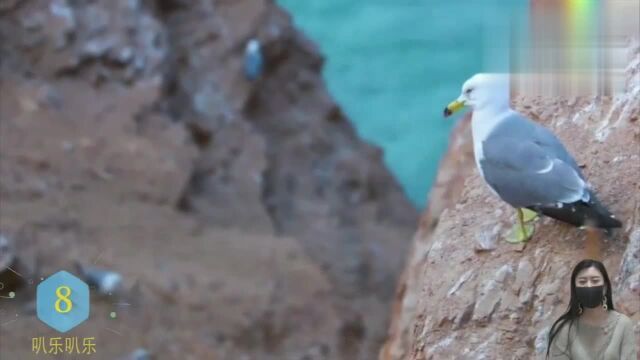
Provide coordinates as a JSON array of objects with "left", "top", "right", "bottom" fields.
[
  {"left": 601, "top": 217, "right": 623, "bottom": 229},
  {"left": 533, "top": 202, "right": 623, "bottom": 229},
  {"left": 585, "top": 203, "right": 623, "bottom": 229},
  {"left": 579, "top": 209, "right": 623, "bottom": 229},
  {"left": 580, "top": 218, "right": 622, "bottom": 230}
]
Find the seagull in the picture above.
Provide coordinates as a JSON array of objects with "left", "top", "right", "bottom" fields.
[
  {"left": 243, "top": 38, "right": 263, "bottom": 81},
  {"left": 444, "top": 73, "right": 622, "bottom": 242}
]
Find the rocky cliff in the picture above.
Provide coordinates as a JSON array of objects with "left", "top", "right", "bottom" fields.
[
  {"left": 381, "top": 40, "right": 640, "bottom": 359},
  {"left": 0, "top": 1, "right": 417, "bottom": 359}
]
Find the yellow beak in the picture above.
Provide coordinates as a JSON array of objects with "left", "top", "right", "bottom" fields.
[{"left": 444, "top": 100, "right": 465, "bottom": 117}]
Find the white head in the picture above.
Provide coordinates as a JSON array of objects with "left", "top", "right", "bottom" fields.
[
  {"left": 444, "top": 73, "right": 511, "bottom": 117},
  {"left": 246, "top": 39, "right": 261, "bottom": 54}
]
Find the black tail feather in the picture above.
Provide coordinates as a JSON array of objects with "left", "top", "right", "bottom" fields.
[{"left": 528, "top": 191, "right": 622, "bottom": 229}]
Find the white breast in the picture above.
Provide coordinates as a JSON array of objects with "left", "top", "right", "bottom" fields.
[{"left": 470, "top": 109, "right": 512, "bottom": 191}]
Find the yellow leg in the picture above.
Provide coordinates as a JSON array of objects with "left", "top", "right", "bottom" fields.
[
  {"left": 521, "top": 208, "right": 538, "bottom": 222},
  {"left": 518, "top": 208, "right": 528, "bottom": 239},
  {"left": 505, "top": 208, "right": 537, "bottom": 243}
]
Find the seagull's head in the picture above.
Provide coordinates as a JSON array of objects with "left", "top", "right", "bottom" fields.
[
  {"left": 246, "top": 39, "right": 261, "bottom": 55},
  {"left": 444, "top": 73, "right": 510, "bottom": 117}
]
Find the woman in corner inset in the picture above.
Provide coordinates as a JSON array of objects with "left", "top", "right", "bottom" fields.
[{"left": 547, "top": 259, "right": 637, "bottom": 359}]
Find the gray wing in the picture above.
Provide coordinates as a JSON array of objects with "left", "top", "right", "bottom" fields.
[
  {"left": 480, "top": 113, "right": 588, "bottom": 208},
  {"left": 491, "top": 112, "right": 584, "bottom": 173},
  {"left": 529, "top": 121, "right": 583, "bottom": 174}
]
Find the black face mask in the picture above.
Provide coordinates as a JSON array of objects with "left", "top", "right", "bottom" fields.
[{"left": 576, "top": 285, "right": 604, "bottom": 308}]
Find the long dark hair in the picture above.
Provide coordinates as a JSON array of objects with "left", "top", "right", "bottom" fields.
[{"left": 546, "top": 259, "right": 614, "bottom": 358}]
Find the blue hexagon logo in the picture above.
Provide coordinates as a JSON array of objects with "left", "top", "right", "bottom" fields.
[{"left": 37, "top": 271, "right": 90, "bottom": 333}]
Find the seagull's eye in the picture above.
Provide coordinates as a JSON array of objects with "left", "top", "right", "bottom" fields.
[{"left": 465, "top": 88, "right": 473, "bottom": 94}]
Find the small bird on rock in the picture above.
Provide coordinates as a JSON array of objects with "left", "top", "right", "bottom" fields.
[{"left": 243, "top": 38, "right": 264, "bottom": 81}]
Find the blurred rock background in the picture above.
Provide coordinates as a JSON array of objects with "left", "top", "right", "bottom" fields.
[{"left": 0, "top": 0, "right": 418, "bottom": 359}]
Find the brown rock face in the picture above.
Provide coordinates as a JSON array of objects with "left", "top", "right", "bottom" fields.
[
  {"left": 381, "top": 39, "right": 640, "bottom": 360},
  {"left": 0, "top": 1, "right": 417, "bottom": 359},
  {"left": 380, "top": 113, "right": 475, "bottom": 360}
]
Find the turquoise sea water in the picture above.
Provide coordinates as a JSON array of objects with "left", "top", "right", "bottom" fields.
[{"left": 278, "top": 1, "right": 528, "bottom": 208}]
